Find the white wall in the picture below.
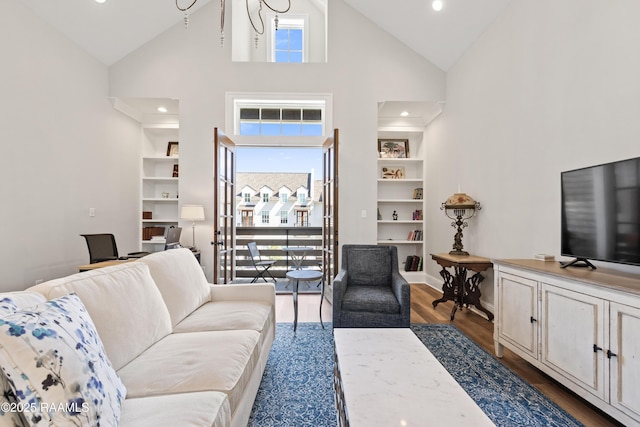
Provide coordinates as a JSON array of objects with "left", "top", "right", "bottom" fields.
[
  {"left": 0, "top": 0, "right": 142, "bottom": 290},
  {"left": 425, "top": 0, "right": 640, "bottom": 305},
  {"left": 108, "top": 0, "right": 446, "bottom": 281}
]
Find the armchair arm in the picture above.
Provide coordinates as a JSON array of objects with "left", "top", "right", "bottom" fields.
[
  {"left": 332, "top": 269, "right": 348, "bottom": 324},
  {"left": 391, "top": 272, "right": 411, "bottom": 319}
]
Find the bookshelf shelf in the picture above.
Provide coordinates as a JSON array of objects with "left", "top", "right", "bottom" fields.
[{"left": 377, "top": 129, "right": 426, "bottom": 281}]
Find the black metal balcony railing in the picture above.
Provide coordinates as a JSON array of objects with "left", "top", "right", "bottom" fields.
[{"left": 235, "top": 226, "right": 322, "bottom": 279}]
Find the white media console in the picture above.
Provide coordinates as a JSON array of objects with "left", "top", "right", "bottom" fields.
[{"left": 493, "top": 259, "right": 640, "bottom": 427}]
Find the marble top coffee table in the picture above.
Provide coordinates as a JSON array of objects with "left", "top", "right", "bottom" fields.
[{"left": 333, "top": 328, "right": 495, "bottom": 426}]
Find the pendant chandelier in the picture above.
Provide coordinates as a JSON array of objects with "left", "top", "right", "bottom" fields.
[{"left": 176, "top": 0, "right": 292, "bottom": 47}]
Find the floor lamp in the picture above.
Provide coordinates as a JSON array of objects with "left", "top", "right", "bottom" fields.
[{"left": 180, "top": 205, "right": 205, "bottom": 250}]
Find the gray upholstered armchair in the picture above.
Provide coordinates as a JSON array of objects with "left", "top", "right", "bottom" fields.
[{"left": 332, "top": 245, "right": 411, "bottom": 328}]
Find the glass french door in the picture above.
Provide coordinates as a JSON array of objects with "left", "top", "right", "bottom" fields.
[
  {"left": 322, "top": 129, "right": 339, "bottom": 302},
  {"left": 213, "top": 128, "right": 236, "bottom": 284}
]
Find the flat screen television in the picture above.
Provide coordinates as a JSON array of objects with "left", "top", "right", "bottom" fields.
[{"left": 561, "top": 156, "right": 640, "bottom": 269}]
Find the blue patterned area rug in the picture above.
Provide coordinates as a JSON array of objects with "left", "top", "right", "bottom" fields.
[
  {"left": 248, "top": 323, "right": 336, "bottom": 427},
  {"left": 248, "top": 323, "right": 583, "bottom": 427},
  {"left": 411, "top": 324, "right": 583, "bottom": 427}
]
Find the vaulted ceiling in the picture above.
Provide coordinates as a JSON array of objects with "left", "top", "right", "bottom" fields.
[{"left": 22, "top": 0, "right": 512, "bottom": 70}]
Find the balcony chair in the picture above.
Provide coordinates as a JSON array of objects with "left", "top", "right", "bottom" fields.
[
  {"left": 247, "top": 242, "right": 277, "bottom": 283},
  {"left": 333, "top": 244, "right": 411, "bottom": 328},
  {"left": 80, "top": 233, "right": 149, "bottom": 264}
]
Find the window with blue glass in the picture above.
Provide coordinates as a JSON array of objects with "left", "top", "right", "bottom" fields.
[
  {"left": 238, "top": 106, "right": 323, "bottom": 136},
  {"left": 275, "top": 28, "right": 303, "bottom": 63}
]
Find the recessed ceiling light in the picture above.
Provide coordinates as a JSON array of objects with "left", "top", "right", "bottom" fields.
[
  {"left": 157, "top": 106, "right": 168, "bottom": 113},
  {"left": 95, "top": 0, "right": 106, "bottom": 3},
  {"left": 401, "top": 111, "right": 410, "bottom": 117},
  {"left": 432, "top": 0, "right": 443, "bottom": 12}
]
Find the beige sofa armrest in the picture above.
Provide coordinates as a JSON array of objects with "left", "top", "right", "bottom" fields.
[{"left": 209, "top": 283, "right": 275, "bottom": 307}]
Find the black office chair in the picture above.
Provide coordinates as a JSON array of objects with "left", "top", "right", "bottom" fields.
[
  {"left": 81, "top": 234, "right": 149, "bottom": 264},
  {"left": 247, "top": 242, "right": 277, "bottom": 283}
]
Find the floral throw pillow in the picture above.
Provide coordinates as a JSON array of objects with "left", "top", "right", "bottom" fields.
[
  {"left": 0, "top": 294, "right": 126, "bottom": 427},
  {"left": 0, "top": 297, "right": 28, "bottom": 426}
]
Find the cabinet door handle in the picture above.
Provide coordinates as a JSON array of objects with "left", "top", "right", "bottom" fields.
[
  {"left": 530, "top": 316, "right": 537, "bottom": 323},
  {"left": 607, "top": 349, "right": 617, "bottom": 358},
  {"left": 593, "top": 344, "right": 603, "bottom": 353}
]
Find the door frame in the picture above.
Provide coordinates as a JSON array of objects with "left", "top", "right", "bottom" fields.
[{"left": 213, "top": 128, "right": 236, "bottom": 284}]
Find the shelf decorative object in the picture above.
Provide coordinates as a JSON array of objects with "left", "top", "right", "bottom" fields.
[
  {"left": 381, "top": 166, "right": 405, "bottom": 179},
  {"left": 166, "top": 141, "right": 179, "bottom": 157},
  {"left": 378, "top": 139, "right": 409, "bottom": 158},
  {"left": 441, "top": 193, "right": 481, "bottom": 256}
]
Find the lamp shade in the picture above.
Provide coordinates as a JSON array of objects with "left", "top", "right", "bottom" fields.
[
  {"left": 180, "top": 205, "right": 205, "bottom": 221},
  {"left": 443, "top": 193, "right": 477, "bottom": 210}
]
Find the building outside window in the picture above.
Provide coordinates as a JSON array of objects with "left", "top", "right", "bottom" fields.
[
  {"left": 240, "top": 209, "right": 253, "bottom": 226},
  {"left": 262, "top": 192, "right": 270, "bottom": 202},
  {"left": 296, "top": 210, "right": 309, "bottom": 227},
  {"left": 243, "top": 192, "right": 251, "bottom": 203},
  {"left": 236, "top": 171, "right": 321, "bottom": 227}
]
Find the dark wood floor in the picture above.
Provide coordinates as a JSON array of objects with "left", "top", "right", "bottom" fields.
[{"left": 411, "top": 283, "right": 624, "bottom": 427}]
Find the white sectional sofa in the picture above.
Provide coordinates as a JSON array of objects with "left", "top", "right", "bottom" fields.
[{"left": 0, "top": 248, "right": 275, "bottom": 427}]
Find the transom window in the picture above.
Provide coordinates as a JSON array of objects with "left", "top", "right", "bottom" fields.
[
  {"left": 228, "top": 94, "right": 331, "bottom": 137},
  {"left": 238, "top": 104, "right": 323, "bottom": 136}
]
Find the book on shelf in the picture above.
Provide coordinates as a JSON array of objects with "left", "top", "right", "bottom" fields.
[
  {"left": 406, "top": 229, "right": 423, "bottom": 241},
  {"left": 404, "top": 255, "right": 424, "bottom": 272},
  {"left": 412, "top": 210, "right": 423, "bottom": 220}
]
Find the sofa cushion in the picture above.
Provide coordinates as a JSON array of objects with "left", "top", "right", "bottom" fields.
[
  {"left": 342, "top": 285, "right": 401, "bottom": 314},
  {"left": 348, "top": 247, "right": 392, "bottom": 287},
  {"left": 138, "top": 248, "right": 211, "bottom": 328},
  {"left": 173, "top": 300, "right": 274, "bottom": 358},
  {"left": 29, "top": 263, "right": 172, "bottom": 371},
  {"left": 173, "top": 301, "right": 272, "bottom": 333},
  {"left": 120, "top": 392, "right": 230, "bottom": 427},
  {"left": 0, "top": 294, "right": 126, "bottom": 427},
  {"left": 117, "top": 330, "right": 260, "bottom": 415}
]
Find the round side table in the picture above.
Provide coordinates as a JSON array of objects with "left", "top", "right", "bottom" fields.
[{"left": 286, "top": 269, "right": 324, "bottom": 332}]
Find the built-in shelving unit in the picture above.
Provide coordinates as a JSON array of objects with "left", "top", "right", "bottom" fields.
[
  {"left": 376, "top": 130, "right": 426, "bottom": 283},
  {"left": 141, "top": 124, "right": 179, "bottom": 253}
]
